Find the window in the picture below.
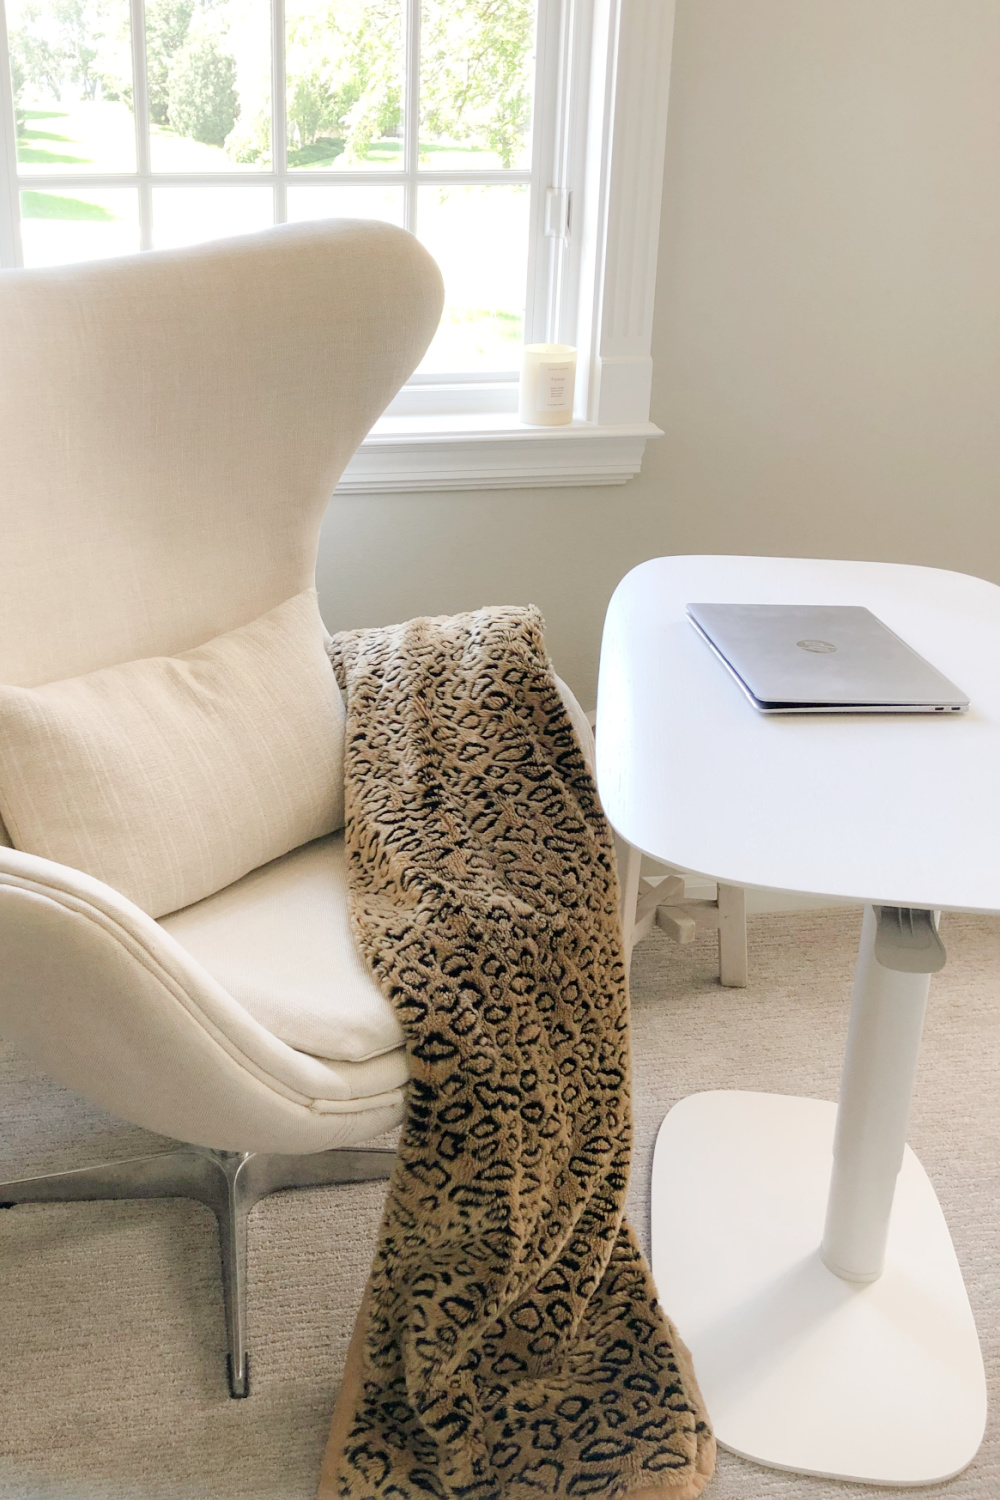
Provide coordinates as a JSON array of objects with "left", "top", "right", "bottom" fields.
[{"left": 0, "top": 0, "right": 676, "bottom": 489}]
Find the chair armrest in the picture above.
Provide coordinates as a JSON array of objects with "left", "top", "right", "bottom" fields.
[
  {"left": 0, "top": 847, "right": 401, "bottom": 1152},
  {"left": 553, "top": 674, "right": 596, "bottom": 774}
]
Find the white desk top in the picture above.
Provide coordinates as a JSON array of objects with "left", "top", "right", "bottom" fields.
[{"left": 596, "top": 556, "right": 1000, "bottom": 912}]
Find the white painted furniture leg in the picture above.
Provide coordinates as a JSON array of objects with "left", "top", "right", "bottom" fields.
[
  {"left": 716, "top": 883, "right": 747, "bottom": 988},
  {"left": 618, "top": 837, "right": 642, "bottom": 966},
  {"left": 617, "top": 846, "right": 749, "bottom": 984}
]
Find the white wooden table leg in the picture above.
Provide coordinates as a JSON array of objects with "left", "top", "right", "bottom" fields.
[
  {"left": 717, "top": 883, "right": 747, "bottom": 987},
  {"left": 617, "top": 837, "right": 642, "bottom": 966}
]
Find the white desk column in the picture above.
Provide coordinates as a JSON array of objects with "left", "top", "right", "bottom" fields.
[{"left": 822, "top": 904, "right": 933, "bottom": 1282}]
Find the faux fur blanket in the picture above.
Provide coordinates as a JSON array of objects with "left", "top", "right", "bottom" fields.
[{"left": 321, "top": 607, "right": 714, "bottom": 1500}]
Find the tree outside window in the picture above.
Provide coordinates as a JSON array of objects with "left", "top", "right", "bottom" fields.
[{"left": 5, "top": 0, "right": 537, "bottom": 371}]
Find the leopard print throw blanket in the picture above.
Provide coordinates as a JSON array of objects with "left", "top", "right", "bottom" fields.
[{"left": 323, "top": 606, "right": 714, "bottom": 1500}]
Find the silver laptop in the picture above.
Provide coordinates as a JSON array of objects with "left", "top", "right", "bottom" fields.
[{"left": 686, "top": 603, "right": 969, "bottom": 714}]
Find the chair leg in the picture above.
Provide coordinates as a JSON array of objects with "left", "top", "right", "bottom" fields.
[
  {"left": 210, "top": 1156, "right": 253, "bottom": 1398},
  {"left": 0, "top": 1143, "right": 396, "bottom": 1397},
  {"left": 617, "top": 837, "right": 642, "bottom": 967},
  {"left": 717, "top": 882, "right": 748, "bottom": 987},
  {"left": 216, "top": 1148, "right": 397, "bottom": 1397}
]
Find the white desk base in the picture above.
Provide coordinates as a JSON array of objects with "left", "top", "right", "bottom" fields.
[{"left": 651, "top": 1091, "right": 986, "bottom": 1486}]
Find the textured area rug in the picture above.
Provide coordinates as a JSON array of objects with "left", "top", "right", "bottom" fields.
[
  {"left": 321, "top": 607, "right": 714, "bottom": 1500},
  {"left": 0, "top": 910, "right": 999, "bottom": 1497}
]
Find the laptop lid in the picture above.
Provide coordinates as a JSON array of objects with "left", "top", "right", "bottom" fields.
[{"left": 686, "top": 603, "right": 970, "bottom": 714}]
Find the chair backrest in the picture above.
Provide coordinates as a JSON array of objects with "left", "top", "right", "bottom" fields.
[{"left": 0, "top": 220, "right": 443, "bottom": 689}]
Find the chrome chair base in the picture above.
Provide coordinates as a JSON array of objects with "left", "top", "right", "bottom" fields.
[{"left": 0, "top": 1143, "right": 396, "bottom": 1397}]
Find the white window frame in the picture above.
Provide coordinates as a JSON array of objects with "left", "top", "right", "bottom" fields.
[{"left": 0, "top": 0, "right": 676, "bottom": 491}]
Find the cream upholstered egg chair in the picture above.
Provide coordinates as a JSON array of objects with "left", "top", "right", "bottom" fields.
[{"left": 0, "top": 222, "right": 596, "bottom": 1398}]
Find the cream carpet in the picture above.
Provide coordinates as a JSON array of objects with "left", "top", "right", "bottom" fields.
[{"left": 0, "top": 908, "right": 998, "bottom": 1499}]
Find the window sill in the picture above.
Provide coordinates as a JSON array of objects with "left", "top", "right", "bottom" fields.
[{"left": 336, "top": 414, "right": 663, "bottom": 494}]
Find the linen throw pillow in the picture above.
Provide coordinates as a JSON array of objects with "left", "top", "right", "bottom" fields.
[{"left": 0, "top": 590, "right": 345, "bottom": 918}]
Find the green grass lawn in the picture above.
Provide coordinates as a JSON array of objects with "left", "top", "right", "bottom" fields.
[
  {"left": 16, "top": 101, "right": 135, "bottom": 183},
  {"left": 18, "top": 107, "right": 108, "bottom": 220},
  {"left": 17, "top": 108, "right": 90, "bottom": 168},
  {"left": 20, "top": 190, "right": 117, "bottom": 221},
  {"left": 286, "top": 137, "right": 503, "bottom": 171},
  {"left": 17, "top": 101, "right": 512, "bottom": 198},
  {"left": 18, "top": 145, "right": 89, "bottom": 165},
  {"left": 287, "top": 136, "right": 347, "bottom": 169}
]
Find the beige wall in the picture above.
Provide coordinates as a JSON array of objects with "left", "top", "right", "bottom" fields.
[{"left": 318, "top": 0, "right": 1000, "bottom": 710}]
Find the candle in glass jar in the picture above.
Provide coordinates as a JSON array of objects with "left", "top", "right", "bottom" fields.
[{"left": 518, "top": 343, "right": 577, "bottom": 426}]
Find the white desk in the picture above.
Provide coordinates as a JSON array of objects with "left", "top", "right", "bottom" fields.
[{"left": 596, "top": 556, "right": 993, "bottom": 1486}]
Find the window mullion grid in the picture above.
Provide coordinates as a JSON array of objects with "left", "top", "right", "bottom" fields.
[
  {"left": 380, "top": 0, "right": 557, "bottom": 406},
  {"left": 522, "top": 0, "right": 574, "bottom": 351},
  {"left": 403, "top": 0, "right": 419, "bottom": 236},
  {"left": 129, "top": 0, "right": 153, "bottom": 250},
  {"left": 14, "top": 169, "right": 529, "bottom": 191},
  {"left": 3, "top": 0, "right": 548, "bottom": 405},
  {"left": 525, "top": 0, "right": 557, "bottom": 347},
  {"left": 271, "top": 0, "right": 287, "bottom": 221},
  {"left": 0, "top": 0, "right": 22, "bottom": 266},
  {"left": 546, "top": 0, "right": 573, "bottom": 344}
]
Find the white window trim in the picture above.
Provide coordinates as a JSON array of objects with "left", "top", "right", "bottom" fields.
[
  {"left": 342, "top": 413, "right": 660, "bottom": 492},
  {"left": 0, "top": 2, "right": 18, "bottom": 269},
  {"left": 355, "top": 0, "right": 677, "bottom": 491},
  {"left": 0, "top": 0, "right": 676, "bottom": 492}
]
